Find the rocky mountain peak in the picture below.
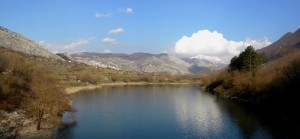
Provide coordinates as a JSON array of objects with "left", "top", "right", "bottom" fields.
[
  {"left": 180, "top": 54, "right": 228, "bottom": 73},
  {"left": 191, "top": 54, "right": 227, "bottom": 64}
]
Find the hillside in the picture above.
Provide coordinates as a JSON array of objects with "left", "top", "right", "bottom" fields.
[
  {"left": 258, "top": 28, "right": 300, "bottom": 59},
  {"left": 70, "top": 52, "right": 191, "bottom": 74},
  {"left": 0, "top": 46, "right": 71, "bottom": 138},
  {"left": 0, "top": 26, "right": 62, "bottom": 60}
]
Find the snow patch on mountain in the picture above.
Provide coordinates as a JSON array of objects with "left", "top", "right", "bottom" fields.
[{"left": 191, "top": 54, "right": 228, "bottom": 65}]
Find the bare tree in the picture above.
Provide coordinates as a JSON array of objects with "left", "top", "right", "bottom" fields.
[{"left": 25, "top": 68, "right": 70, "bottom": 130}]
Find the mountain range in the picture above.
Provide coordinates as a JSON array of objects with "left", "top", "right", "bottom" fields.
[
  {"left": 70, "top": 52, "right": 230, "bottom": 74},
  {"left": 1, "top": 25, "right": 300, "bottom": 74},
  {"left": 0, "top": 26, "right": 228, "bottom": 74},
  {"left": 70, "top": 52, "right": 191, "bottom": 74}
]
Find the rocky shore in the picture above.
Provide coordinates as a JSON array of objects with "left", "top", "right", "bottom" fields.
[{"left": 0, "top": 110, "right": 52, "bottom": 139}]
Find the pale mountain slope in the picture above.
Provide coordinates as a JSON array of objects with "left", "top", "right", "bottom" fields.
[
  {"left": 0, "top": 26, "right": 62, "bottom": 60},
  {"left": 71, "top": 52, "right": 190, "bottom": 74}
]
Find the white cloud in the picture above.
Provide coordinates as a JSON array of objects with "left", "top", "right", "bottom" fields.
[
  {"left": 62, "top": 39, "right": 89, "bottom": 49},
  {"left": 118, "top": 8, "right": 133, "bottom": 13},
  {"left": 38, "top": 40, "right": 45, "bottom": 44},
  {"left": 173, "top": 30, "right": 271, "bottom": 62},
  {"left": 95, "top": 12, "right": 112, "bottom": 18},
  {"left": 126, "top": 8, "right": 133, "bottom": 13},
  {"left": 108, "top": 28, "right": 124, "bottom": 34},
  {"left": 103, "top": 49, "right": 112, "bottom": 53},
  {"left": 39, "top": 39, "right": 89, "bottom": 53},
  {"left": 102, "top": 37, "right": 117, "bottom": 44}
]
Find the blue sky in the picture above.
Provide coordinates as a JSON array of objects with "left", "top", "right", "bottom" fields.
[{"left": 1, "top": 0, "right": 300, "bottom": 60}]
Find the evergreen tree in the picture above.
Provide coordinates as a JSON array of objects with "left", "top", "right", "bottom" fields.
[
  {"left": 229, "top": 46, "right": 262, "bottom": 72},
  {"left": 229, "top": 56, "right": 240, "bottom": 70}
]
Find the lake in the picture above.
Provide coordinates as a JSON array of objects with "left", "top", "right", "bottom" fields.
[{"left": 56, "top": 85, "right": 286, "bottom": 139}]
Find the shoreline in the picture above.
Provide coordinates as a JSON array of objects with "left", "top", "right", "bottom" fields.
[{"left": 65, "top": 82, "right": 194, "bottom": 94}]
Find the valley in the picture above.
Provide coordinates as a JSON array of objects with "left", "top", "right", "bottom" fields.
[{"left": 1, "top": 24, "right": 300, "bottom": 138}]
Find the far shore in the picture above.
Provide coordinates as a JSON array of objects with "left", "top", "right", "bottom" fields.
[{"left": 65, "top": 82, "right": 195, "bottom": 94}]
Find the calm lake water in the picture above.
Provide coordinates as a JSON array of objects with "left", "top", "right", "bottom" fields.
[{"left": 56, "top": 85, "right": 285, "bottom": 139}]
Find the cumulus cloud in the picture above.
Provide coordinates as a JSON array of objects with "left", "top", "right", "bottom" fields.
[
  {"left": 108, "top": 28, "right": 124, "bottom": 34},
  {"left": 103, "top": 49, "right": 112, "bottom": 53},
  {"left": 126, "top": 8, "right": 133, "bottom": 13},
  {"left": 102, "top": 37, "right": 117, "bottom": 44},
  {"left": 39, "top": 39, "right": 89, "bottom": 53},
  {"left": 95, "top": 12, "right": 112, "bottom": 18},
  {"left": 173, "top": 30, "right": 271, "bottom": 61}
]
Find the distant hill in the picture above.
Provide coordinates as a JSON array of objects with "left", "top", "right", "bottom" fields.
[
  {"left": 258, "top": 28, "right": 300, "bottom": 59},
  {"left": 70, "top": 52, "right": 228, "bottom": 74},
  {"left": 0, "top": 26, "right": 62, "bottom": 60},
  {"left": 70, "top": 52, "right": 190, "bottom": 74}
]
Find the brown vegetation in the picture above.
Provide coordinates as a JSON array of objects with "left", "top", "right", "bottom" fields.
[
  {"left": 0, "top": 47, "right": 70, "bottom": 130},
  {"left": 200, "top": 50, "right": 300, "bottom": 103}
]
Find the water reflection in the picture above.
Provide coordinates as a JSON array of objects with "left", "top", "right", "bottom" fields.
[
  {"left": 57, "top": 85, "right": 276, "bottom": 139},
  {"left": 174, "top": 88, "right": 225, "bottom": 138}
]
